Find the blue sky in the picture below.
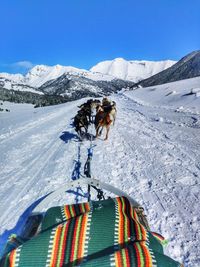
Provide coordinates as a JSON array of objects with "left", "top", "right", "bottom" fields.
[{"left": 0, "top": 0, "right": 200, "bottom": 74}]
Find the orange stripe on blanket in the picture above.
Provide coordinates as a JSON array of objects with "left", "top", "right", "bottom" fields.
[
  {"left": 9, "top": 249, "right": 17, "bottom": 267},
  {"left": 115, "top": 250, "right": 123, "bottom": 267},
  {"left": 64, "top": 206, "right": 71, "bottom": 219},
  {"left": 141, "top": 242, "right": 153, "bottom": 267},
  {"left": 49, "top": 225, "right": 62, "bottom": 267},
  {"left": 59, "top": 223, "right": 70, "bottom": 267}
]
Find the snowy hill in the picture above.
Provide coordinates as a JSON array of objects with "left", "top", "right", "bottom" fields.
[
  {"left": 0, "top": 74, "right": 44, "bottom": 95},
  {"left": 90, "top": 58, "right": 176, "bottom": 82},
  {"left": 139, "top": 50, "right": 200, "bottom": 87},
  {"left": 0, "top": 75, "right": 200, "bottom": 266}
]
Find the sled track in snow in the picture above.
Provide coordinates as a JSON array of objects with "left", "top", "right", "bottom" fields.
[
  {"left": 0, "top": 104, "right": 77, "bottom": 181},
  {"left": 0, "top": 107, "right": 71, "bottom": 145},
  {"left": 0, "top": 105, "right": 78, "bottom": 230},
  {"left": 0, "top": 135, "right": 65, "bottom": 229}
]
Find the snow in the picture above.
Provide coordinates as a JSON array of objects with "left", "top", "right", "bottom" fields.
[
  {"left": 0, "top": 77, "right": 200, "bottom": 266},
  {"left": 127, "top": 76, "right": 200, "bottom": 114},
  {"left": 0, "top": 78, "right": 44, "bottom": 94},
  {"left": 0, "top": 73, "right": 24, "bottom": 83},
  {"left": 90, "top": 58, "right": 176, "bottom": 82}
]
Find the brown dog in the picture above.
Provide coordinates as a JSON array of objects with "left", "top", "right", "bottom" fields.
[{"left": 95, "top": 102, "right": 116, "bottom": 140}]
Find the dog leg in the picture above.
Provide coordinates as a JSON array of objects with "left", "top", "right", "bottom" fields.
[
  {"left": 96, "top": 125, "right": 102, "bottom": 138},
  {"left": 113, "top": 115, "right": 116, "bottom": 126},
  {"left": 95, "top": 125, "right": 100, "bottom": 138},
  {"left": 104, "top": 126, "right": 110, "bottom": 140},
  {"left": 99, "top": 127, "right": 103, "bottom": 136}
]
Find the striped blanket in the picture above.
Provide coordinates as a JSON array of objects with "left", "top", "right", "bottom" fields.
[{"left": 0, "top": 197, "right": 182, "bottom": 267}]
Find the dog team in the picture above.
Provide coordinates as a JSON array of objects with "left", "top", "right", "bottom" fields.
[{"left": 73, "top": 97, "right": 117, "bottom": 140}]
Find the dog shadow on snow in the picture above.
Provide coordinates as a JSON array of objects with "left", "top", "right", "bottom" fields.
[
  {"left": 59, "top": 131, "right": 79, "bottom": 143},
  {"left": 60, "top": 131, "right": 96, "bottom": 143},
  {"left": 59, "top": 130, "right": 90, "bottom": 203}
]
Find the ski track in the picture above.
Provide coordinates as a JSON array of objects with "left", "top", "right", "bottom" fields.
[
  {"left": 0, "top": 96, "right": 200, "bottom": 266},
  {"left": 0, "top": 107, "right": 68, "bottom": 143}
]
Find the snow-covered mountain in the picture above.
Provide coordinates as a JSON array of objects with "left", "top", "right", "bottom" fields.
[
  {"left": 90, "top": 58, "right": 176, "bottom": 82},
  {"left": 1, "top": 51, "right": 200, "bottom": 107},
  {"left": 0, "top": 58, "right": 176, "bottom": 93},
  {"left": 24, "top": 64, "right": 118, "bottom": 87},
  {"left": 0, "top": 64, "right": 115, "bottom": 91},
  {"left": 39, "top": 73, "right": 134, "bottom": 97},
  {"left": 139, "top": 50, "right": 200, "bottom": 87},
  {"left": 0, "top": 65, "right": 134, "bottom": 106}
]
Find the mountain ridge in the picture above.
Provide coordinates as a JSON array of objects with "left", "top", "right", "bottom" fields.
[
  {"left": 138, "top": 50, "right": 200, "bottom": 87},
  {"left": 0, "top": 58, "right": 173, "bottom": 106},
  {"left": 0, "top": 58, "right": 176, "bottom": 89}
]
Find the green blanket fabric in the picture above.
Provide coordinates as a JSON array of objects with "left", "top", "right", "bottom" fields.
[{"left": 0, "top": 197, "right": 182, "bottom": 267}]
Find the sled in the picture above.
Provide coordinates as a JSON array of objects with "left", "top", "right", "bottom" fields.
[{"left": 0, "top": 178, "right": 183, "bottom": 267}]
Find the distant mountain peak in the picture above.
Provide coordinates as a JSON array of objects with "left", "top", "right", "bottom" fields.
[
  {"left": 180, "top": 50, "right": 200, "bottom": 64},
  {"left": 114, "top": 57, "right": 126, "bottom": 61},
  {"left": 90, "top": 58, "right": 176, "bottom": 82},
  {"left": 186, "top": 50, "right": 200, "bottom": 57}
]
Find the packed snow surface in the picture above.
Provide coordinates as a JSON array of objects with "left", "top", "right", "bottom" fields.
[
  {"left": 0, "top": 78, "right": 200, "bottom": 266},
  {"left": 90, "top": 58, "right": 176, "bottom": 82}
]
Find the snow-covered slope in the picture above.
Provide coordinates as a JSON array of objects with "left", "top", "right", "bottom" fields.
[
  {"left": 0, "top": 73, "right": 44, "bottom": 95},
  {"left": 90, "top": 58, "right": 176, "bottom": 82},
  {"left": 127, "top": 76, "right": 200, "bottom": 114},
  {"left": 0, "top": 78, "right": 200, "bottom": 266},
  {"left": 0, "top": 73, "right": 24, "bottom": 83},
  {"left": 0, "top": 78, "right": 44, "bottom": 94}
]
